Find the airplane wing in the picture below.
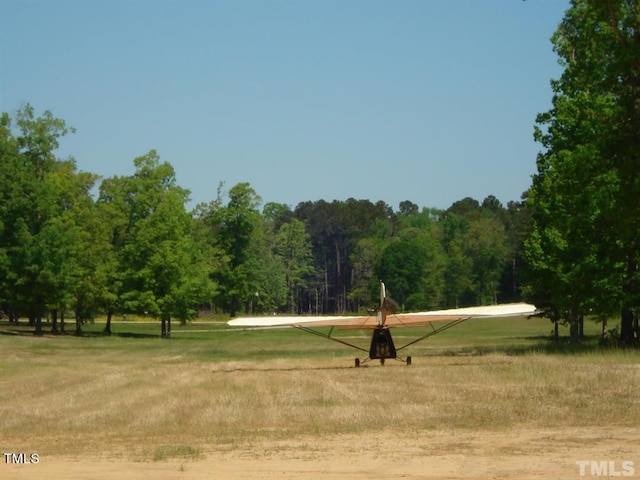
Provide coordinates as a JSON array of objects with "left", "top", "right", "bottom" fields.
[
  {"left": 227, "top": 302, "right": 536, "bottom": 328},
  {"left": 227, "top": 314, "right": 372, "bottom": 328},
  {"left": 227, "top": 299, "right": 538, "bottom": 365},
  {"left": 386, "top": 302, "right": 537, "bottom": 326}
]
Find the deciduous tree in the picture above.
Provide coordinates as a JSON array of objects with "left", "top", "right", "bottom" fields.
[{"left": 525, "top": 0, "right": 640, "bottom": 343}]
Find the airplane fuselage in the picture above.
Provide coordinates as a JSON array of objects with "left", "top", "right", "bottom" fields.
[{"left": 369, "top": 326, "right": 397, "bottom": 361}]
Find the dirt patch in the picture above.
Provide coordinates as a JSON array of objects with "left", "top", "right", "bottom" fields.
[{"left": 4, "top": 427, "right": 638, "bottom": 479}]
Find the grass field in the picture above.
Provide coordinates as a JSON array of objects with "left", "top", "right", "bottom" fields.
[{"left": 1, "top": 316, "right": 639, "bottom": 479}]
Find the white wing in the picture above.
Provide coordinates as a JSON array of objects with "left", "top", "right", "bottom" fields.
[
  {"left": 227, "top": 314, "right": 371, "bottom": 328},
  {"left": 227, "top": 303, "right": 536, "bottom": 328}
]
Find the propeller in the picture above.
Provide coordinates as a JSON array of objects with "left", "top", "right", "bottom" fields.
[{"left": 378, "top": 281, "right": 399, "bottom": 314}]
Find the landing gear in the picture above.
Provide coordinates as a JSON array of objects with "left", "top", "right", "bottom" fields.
[
  {"left": 354, "top": 355, "right": 412, "bottom": 367},
  {"left": 355, "top": 328, "right": 413, "bottom": 367}
]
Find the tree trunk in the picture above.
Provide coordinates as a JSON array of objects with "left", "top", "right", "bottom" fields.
[
  {"left": 75, "top": 312, "right": 82, "bottom": 336},
  {"left": 569, "top": 300, "right": 580, "bottom": 342},
  {"left": 161, "top": 316, "right": 171, "bottom": 338},
  {"left": 620, "top": 306, "right": 634, "bottom": 345},
  {"left": 621, "top": 253, "right": 637, "bottom": 344},
  {"left": 229, "top": 295, "right": 238, "bottom": 318},
  {"left": 512, "top": 256, "right": 517, "bottom": 300},
  {"left": 569, "top": 319, "right": 579, "bottom": 341},
  {"left": 104, "top": 310, "right": 112, "bottom": 335},
  {"left": 51, "top": 310, "right": 59, "bottom": 334},
  {"left": 335, "top": 240, "right": 341, "bottom": 313},
  {"left": 324, "top": 263, "right": 329, "bottom": 314},
  {"left": 578, "top": 314, "right": 584, "bottom": 339},
  {"left": 60, "top": 311, "right": 65, "bottom": 334},
  {"left": 34, "top": 316, "right": 43, "bottom": 336}
]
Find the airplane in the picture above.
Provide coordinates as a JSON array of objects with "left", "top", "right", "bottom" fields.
[{"left": 227, "top": 282, "right": 537, "bottom": 367}]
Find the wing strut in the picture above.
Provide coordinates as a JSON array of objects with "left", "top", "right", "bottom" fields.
[
  {"left": 294, "top": 325, "right": 370, "bottom": 354},
  {"left": 396, "top": 316, "right": 472, "bottom": 351},
  {"left": 296, "top": 316, "right": 474, "bottom": 362}
]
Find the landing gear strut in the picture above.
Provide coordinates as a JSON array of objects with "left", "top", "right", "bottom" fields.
[{"left": 353, "top": 355, "right": 412, "bottom": 367}]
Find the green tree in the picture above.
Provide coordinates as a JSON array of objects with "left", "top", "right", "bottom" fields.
[
  {"left": 191, "top": 188, "right": 230, "bottom": 315},
  {"left": 104, "top": 151, "right": 214, "bottom": 336},
  {"left": 0, "top": 105, "right": 83, "bottom": 334},
  {"left": 447, "top": 197, "right": 481, "bottom": 219},
  {"left": 525, "top": 0, "right": 640, "bottom": 343},
  {"left": 499, "top": 199, "right": 531, "bottom": 303},
  {"left": 77, "top": 196, "right": 119, "bottom": 335},
  {"left": 464, "top": 216, "right": 508, "bottom": 305},
  {"left": 441, "top": 212, "right": 474, "bottom": 307},
  {"left": 262, "top": 202, "right": 294, "bottom": 230},
  {"left": 294, "top": 198, "right": 393, "bottom": 313},
  {"left": 96, "top": 173, "right": 138, "bottom": 333},
  {"left": 250, "top": 216, "right": 287, "bottom": 314},
  {"left": 45, "top": 159, "right": 100, "bottom": 334},
  {"left": 375, "top": 224, "right": 445, "bottom": 311},
  {"left": 294, "top": 200, "right": 349, "bottom": 313},
  {"left": 350, "top": 237, "right": 386, "bottom": 312},
  {"left": 376, "top": 235, "right": 426, "bottom": 310},
  {"left": 216, "top": 182, "right": 262, "bottom": 317},
  {"left": 274, "top": 218, "right": 314, "bottom": 313}
]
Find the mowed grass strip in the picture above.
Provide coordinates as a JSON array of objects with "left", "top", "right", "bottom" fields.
[{"left": 1, "top": 316, "right": 638, "bottom": 460}]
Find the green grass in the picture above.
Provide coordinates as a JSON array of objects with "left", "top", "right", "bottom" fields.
[
  {"left": 0, "top": 312, "right": 616, "bottom": 359},
  {"left": 1, "top": 314, "right": 638, "bottom": 461}
]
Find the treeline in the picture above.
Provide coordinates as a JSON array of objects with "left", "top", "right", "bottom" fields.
[
  {"left": 0, "top": 105, "right": 529, "bottom": 336},
  {"left": 291, "top": 196, "right": 528, "bottom": 314}
]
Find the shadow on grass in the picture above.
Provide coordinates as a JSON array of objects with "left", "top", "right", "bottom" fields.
[
  {"left": 82, "top": 331, "right": 160, "bottom": 339},
  {"left": 210, "top": 364, "right": 358, "bottom": 374},
  {"left": 2, "top": 320, "right": 636, "bottom": 357},
  {"left": 430, "top": 335, "right": 638, "bottom": 357},
  {"left": 0, "top": 323, "right": 159, "bottom": 339}
]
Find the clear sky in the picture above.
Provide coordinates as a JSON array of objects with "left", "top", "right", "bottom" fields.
[{"left": 1, "top": 0, "right": 569, "bottom": 211}]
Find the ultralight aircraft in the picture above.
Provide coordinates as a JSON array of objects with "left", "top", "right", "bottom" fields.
[{"left": 228, "top": 282, "right": 536, "bottom": 366}]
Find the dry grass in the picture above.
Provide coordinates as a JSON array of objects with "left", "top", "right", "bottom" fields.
[{"left": 2, "top": 329, "right": 639, "bottom": 464}]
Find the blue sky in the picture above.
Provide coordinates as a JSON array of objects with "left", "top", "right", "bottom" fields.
[{"left": 1, "top": 0, "right": 569, "bottom": 211}]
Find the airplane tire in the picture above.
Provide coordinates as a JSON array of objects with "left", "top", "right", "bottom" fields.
[
  {"left": 355, "top": 358, "right": 360, "bottom": 368},
  {"left": 406, "top": 356, "right": 412, "bottom": 366}
]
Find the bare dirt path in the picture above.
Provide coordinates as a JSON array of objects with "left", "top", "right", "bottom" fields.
[{"left": 4, "top": 427, "right": 638, "bottom": 479}]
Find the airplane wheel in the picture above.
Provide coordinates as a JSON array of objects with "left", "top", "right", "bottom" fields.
[
  {"left": 355, "top": 358, "right": 360, "bottom": 368},
  {"left": 406, "top": 356, "right": 412, "bottom": 366},
  {"left": 380, "top": 358, "right": 385, "bottom": 366}
]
